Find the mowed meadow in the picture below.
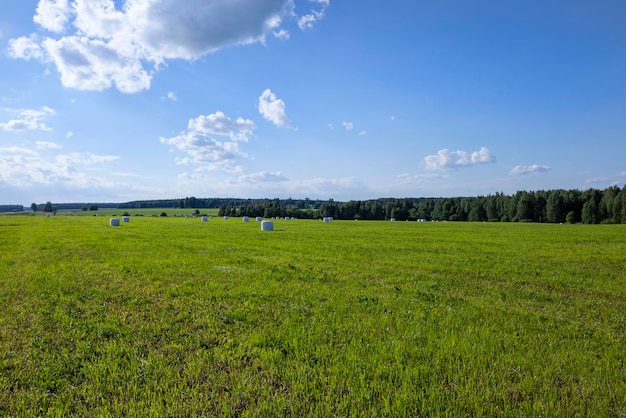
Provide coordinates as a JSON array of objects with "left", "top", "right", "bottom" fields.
[{"left": 0, "top": 214, "right": 624, "bottom": 417}]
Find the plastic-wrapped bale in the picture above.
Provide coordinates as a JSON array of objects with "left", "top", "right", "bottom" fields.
[
  {"left": 122, "top": 216, "right": 130, "bottom": 222},
  {"left": 256, "top": 216, "right": 263, "bottom": 222},
  {"left": 242, "top": 216, "right": 249, "bottom": 222},
  {"left": 201, "top": 216, "right": 208, "bottom": 222},
  {"left": 223, "top": 216, "right": 229, "bottom": 220},
  {"left": 110, "top": 218, "right": 121, "bottom": 226},
  {"left": 261, "top": 220, "right": 274, "bottom": 231}
]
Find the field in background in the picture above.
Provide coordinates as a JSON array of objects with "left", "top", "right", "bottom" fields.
[
  {"left": 34, "top": 207, "right": 222, "bottom": 217},
  {"left": 0, "top": 215, "right": 624, "bottom": 416}
]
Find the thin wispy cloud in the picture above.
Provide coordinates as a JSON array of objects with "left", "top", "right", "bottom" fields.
[
  {"left": 509, "top": 164, "right": 551, "bottom": 176},
  {"left": 35, "top": 141, "right": 62, "bottom": 149},
  {"left": 584, "top": 171, "right": 626, "bottom": 185},
  {"left": 0, "top": 146, "right": 118, "bottom": 188},
  {"left": 240, "top": 171, "right": 288, "bottom": 183},
  {"left": 298, "top": 0, "right": 331, "bottom": 30},
  {"left": 1, "top": 106, "right": 55, "bottom": 131}
]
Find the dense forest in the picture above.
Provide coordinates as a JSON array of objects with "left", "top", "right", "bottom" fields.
[
  {"left": 214, "top": 186, "right": 626, "bottom": 224},
  {"left": 10, "top": 186, "right": 626, "bottom": 224}
]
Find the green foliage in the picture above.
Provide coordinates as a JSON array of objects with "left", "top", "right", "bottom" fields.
[
  {"left": 1, "top": 217, "right": 625, "bottom": 416},
  {"left": 25, "top": 186, "right": 626, "bottom": 223}
]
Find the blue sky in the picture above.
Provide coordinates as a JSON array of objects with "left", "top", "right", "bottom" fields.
[{"left": 1, "top": 0, "right": 625, "bottom": 205}]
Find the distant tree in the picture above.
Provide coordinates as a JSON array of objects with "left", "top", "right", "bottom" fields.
[
  {"left": 600, "top": 186, "right": 620, "bottom": 222},
  {"left": 467, "top": 204, "right": 487, "bottom": 222},
  {"left": 614, "top": 188, "right": 626, "bottom": 224},
  {"left": 516, "top": 192, "right": 535, "bottom": 221},
  {"left": 160, "top": 212, "right": 167, "bottom": 217},
  {"left": 484, "top": 196, "right": 498, "bottom": 221},
  {"left": 581, "top": 201, "right": 598, "bottom": 224},
  {"left": 581, "top": 189, "right": 602, "bottom": 224},
  {"left": 546, "top": 191, "right": 565, "bottom": 223},
  {"left": 566, "top": 211, "right": 576, "bottom": 224},
  {"left": 43, "top": 201, "right": 54, "bottom": 212},
  {"left": 31, "top": 203, "right": 37, "bottom": 212}
]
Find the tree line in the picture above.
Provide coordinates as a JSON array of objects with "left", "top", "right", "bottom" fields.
[
  {"left": 216, "top": 187, "right": 626, "bottom": 224},
  {"left": 17, "top": 185, "right": 626, "bottom": 223}
]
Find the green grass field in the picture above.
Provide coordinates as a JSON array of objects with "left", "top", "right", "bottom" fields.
[{"left": 0, "top": 215, "right": 624, "bottom": 416}]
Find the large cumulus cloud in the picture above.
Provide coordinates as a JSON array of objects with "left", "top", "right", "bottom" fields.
[{"left": 9, "top": 0, "right": 330, "bottom": 93}]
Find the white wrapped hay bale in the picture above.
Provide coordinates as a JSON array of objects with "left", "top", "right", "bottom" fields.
[
  {"left": 110, "top": 218, "right": 121, "bottom": 226},
  {"left": 261, "top": 220, "right": 274, "bottom": 231},
  {"left": 223, "top": 216, "right": 229, "bottom": 220},
  {"left": 201, "top": 216, "right": 208, "bottom": 222},
  {"left": 122, "top": 216, "right": 130, "bottom": 222},
  {"left": 256, "top": 216, "right": 263, "bottom": 222},
  {"left": 242, "top": 216, "right": 249, "bottom": 222}
]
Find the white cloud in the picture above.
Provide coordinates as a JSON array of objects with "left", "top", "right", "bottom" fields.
[
  {"left": 61, "top": 152, "right": 119, "bottom": 164},
  {"left": 258, "top": 89, "right": 290, "bottom": 127},
  {"left": 161, "top": 110, "right": 254, "bottom": 172},
  {"left": 34, "top": 0, "right": 72, "bottom": 33},
  {"left": 424, "top": 147, "right": 496, "bottom": 170},
  {"left": 509, "top": 164, "right": 551, "bottom": 176},
  {"left": 161, "top": 132, "right": 243, "bottom": 171},
  {"left": 36, "top": 141, "right": 63, "bottom": 149},
  {"left": 584, "top": 171, "right": 626, "bottom": 185},
  {"left": 67, "top": 131, "right": 74, "bottom": 138},
  {"left": 397, "top": 173, "right": 448, "bottom": 183},
  {"left": 240, "top": 171, "right": 288, "bottom": 183},
  {"left": 10, "top": 0, "right": 328, "bottom": 93},
  {"left": 0, "top": 146, "right": 118, "bottom": 188},
  {"left": 342, "top": 121, "right": 353, "bottom": 131},
  {"left": 298, "top": 0, "right": 331, "bottom": 30},
  {"left": 0, "top": 106, "right": 55, "bottom": 131},
  {"left": 273, "top": 29, "right": 290, "bottom": 40},
  {"left": 41, "top": 35, "right": 151, "bottom": 93},
  {"left": 8, "top": 35, "right": 44, "bottom": 60},
  {"left": 188, "top": 111, "right": 255, "bottom": 142},
  {"left": 358, "top": 130, "right": 367, "bottom": 136},
  {"left": 163, "top": 92, "right": 177, "bottom": 101},
  {"left": 166, "top": 171, "right": 369, "bottom": 200}
]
